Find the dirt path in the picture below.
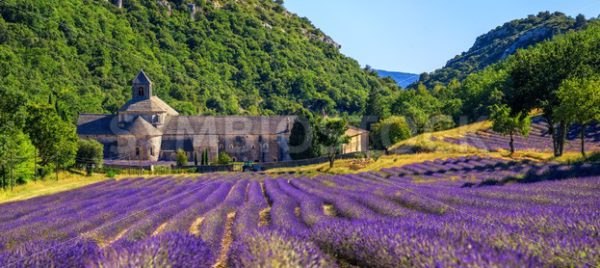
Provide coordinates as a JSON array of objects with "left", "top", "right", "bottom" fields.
[{"left": 212, "top": 212, "right": 236, "bottom": 268}]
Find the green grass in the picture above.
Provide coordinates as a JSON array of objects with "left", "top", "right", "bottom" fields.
[{"left": 0, "top": 172, "right": 110, "bottom": 204}]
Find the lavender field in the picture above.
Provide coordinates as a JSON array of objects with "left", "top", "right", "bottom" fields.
[
  {"left": 1, "top": 157, "right": 599, "bottom": 267},
  {"left": 444, "top": 119, "right": 600, "bottom": 152}
]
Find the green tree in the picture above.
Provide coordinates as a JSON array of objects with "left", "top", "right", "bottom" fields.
[
  {"left": 76, "top": 139, "right": 104, "bottom": 176},
  {"left": 288, "top": 117, "right": 320, "bottom": 160},
  {"left": 489, "top": 104, "right": 531, "bottom": 155},
  {"left": 176, "top": 149, "right": 188, "bottom": 167},
  {"left": 316, "top": 118, "right": 350, "bottom": 168},
  {"left": 371, "top": 116, "right": 411, "bottom": 150},
  {"left": 0, "top": 126, "right": 36, "bottom": 189},
  {"left": 217, "top": 152, "right": 233, "bottom": 165},
  {"left": 504, "top": 23, "right": 598, "bottom": 156},
  {"left": 24, "top": 104, "right": 78, "bottom": 170},
  {"left": 555, "top": 76, "right": 600, "bottom": 157}
]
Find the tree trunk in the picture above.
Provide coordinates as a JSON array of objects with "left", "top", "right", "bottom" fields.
[
  {"left": 329, "top": 153, "right": 336, "bottom": 169},
  {"left": 581, "top": 124, "right": 586, "bottom": 158},
  {"left": 509, "top": 132, "right": 515, "bottom": 155},
  {"left": 557, "top": 121, "right": 567, "bottom": 157},
  {"left": 546, "top": 116, "right": 560, "bottom": 157}
]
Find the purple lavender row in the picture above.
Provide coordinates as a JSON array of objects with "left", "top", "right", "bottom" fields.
[
  {"left": 228, "top": 229, "right": 337, "bottom": 268},
  {"left": 114, "top": 179, "right": 219, "bottom": 245},
  {"left": 161, "top": 181, "right": 233, "bottom": 234},
  {"left": 198, "top": 179, "right": 248, "bottom": 251},
  {"left": 290, "top": 178, "right": 380, "bottom": 219},
  {"left": 0, "top": 178, "right": 182, "bottom": 250},
  {"left": 275, "top": 179, "right": 329, "bottom": 226},
  {"left": 232, "top": 180, "right": 269, "bottom": 240},
  {"left": 312, "top": 176, "right": 413, "bottom": 217},
  {"left": 263, "top": 179, "right": 308, "bottom": 232}
]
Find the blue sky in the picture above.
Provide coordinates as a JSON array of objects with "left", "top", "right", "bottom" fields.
[{"left": 285, "top": 0, "right": 600, "bottom": 73}]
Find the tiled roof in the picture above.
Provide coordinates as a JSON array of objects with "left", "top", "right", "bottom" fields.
[
  {"left": 119, "top": 96, "right": 179, "bottom": 115},
  {"left": 78, "top": 114, "right": 297, "bottom": 136},
  {"left": 77, "top": 114, "right": 118, "bottom": 135},
  {"left": 162, "top": 116, "right": 296, "bottom": 135},
  {"left": 126, "top": 116, "right": 162, "bottom": 136},
  {"left": 132, "top": 70, "right": 152, "bottom": 84}
]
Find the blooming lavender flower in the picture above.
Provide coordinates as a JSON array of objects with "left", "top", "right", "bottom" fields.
[
  {"left": 99, "top": 232, "right": 214, "bottom": 268},
  {"left": 228, "top": 229, "right": 337, "bottom": 268}
]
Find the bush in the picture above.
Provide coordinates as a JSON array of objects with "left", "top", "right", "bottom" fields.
[
  {"left": 371, "top": 116, "right": 412, "bottom": 150},
  {"left": 76, "top": 139, "right": 104, "bottom": 176},
  {"left": 217, "top": 152, "right": 233, "bottom": 165},
  {"left": 176, "top": 149, "right": 188, "bottom": 167},
  {"left": 106, "top": 169, "right": 117, "bottom": 179}
]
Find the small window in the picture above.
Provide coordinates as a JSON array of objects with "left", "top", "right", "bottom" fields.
[
  {"left": 150, "top": 147, "right": 154, "bottom": 156},
  {"left": 136, "top": 147, "right": 140, "bottom": 156},
  {"left": 138, "top": 87, "right": 144, "bottom": 96}
]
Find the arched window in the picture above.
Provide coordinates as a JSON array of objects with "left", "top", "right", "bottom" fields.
[
  {"left": 138, "top": 87, "right": 144, "bottom": 97},
  {"left": 135, "top": 147, "right": 140, "bottom": 157}
]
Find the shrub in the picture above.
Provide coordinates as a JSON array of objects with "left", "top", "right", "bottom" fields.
[
  {"left": 76, "top": 139, "right": 104, "bottom": 175},
  {"left": 106, "top": 169, "right": 117, "bottom": 178},
  {"left": 176, "top": 149, "right": 188, "bottom": 167},
  {"left": 217, "top": 152, "right": 233, "bottom": 165},
  {"left": 371, "top": 116, "right": 412, "bottom": 150}
]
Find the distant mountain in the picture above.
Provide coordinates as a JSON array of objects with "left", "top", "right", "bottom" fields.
[
  {"left": 375, "top": 70, "right": 419, "bottom": 88},
  {"left": 419, "top": 11, "right": 593, "bottom": 88}
]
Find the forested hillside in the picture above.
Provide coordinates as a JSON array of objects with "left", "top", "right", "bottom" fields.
[
  {"left": 0, "top": 0, "right": 396, "bottom": 120},
  {"left": 419, "top": 11, "right": 593, "bottom": 88}
]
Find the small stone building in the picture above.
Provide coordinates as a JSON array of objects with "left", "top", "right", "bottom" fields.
[{"left": 77, "top": 71, "right": 368, "bottom": 163}]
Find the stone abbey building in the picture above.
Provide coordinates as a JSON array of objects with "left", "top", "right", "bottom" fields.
[{"left": 77, "top": 71, "right": 368, "bottom": 163}]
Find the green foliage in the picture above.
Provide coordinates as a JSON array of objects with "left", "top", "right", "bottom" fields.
[
  {"left": 175, "top": 149, "right": 188, "bottom": 167},
  {"left": 420, "top": 12, "right": 590, "bottom": 87},
  {"left": 555, "top": 76, "right": 600, "bottom": 126},
  {"left": 217, "top": 152, "right": 233, "bottom": 165},
  {"left": 76, "top": 139, "right": 104, "bottom": 175},
  {"left": 0, "top": 0, "right": 395, "bottom": 118},
  {"left": 289, "top": 117, "right": 320, "bottom": 160},
  {"left": 371, "top": 116, "right": 411, "bottom": 150},
  {"left": 0, "top": 127, "right": 36, "bottom": 188},
  {"left": 455, "top": 65, "right": 507, "bottom": 121},
  {"left": 200, "top": 149, "right": 210, "bottom": 165},
  {"left": 555, "top": 76, "right": 600, "bottom": 156},
  {"left": 24, "top": 104, "right": 78, "bottom": 169},
  {"left": 392, "top": 84, "right": 456, "bottom": 134},
  {"left": 489, "top": 104, "right": 531, "bottom": 154},
  {"left": 502, "top": 21, "right": 600, "bottom": 156},
  {"left": 106, "top": 168, "right": 118, "bottom": 178},
  {"left": 315, "top": 118, "right": 350, "bottom": 168}
]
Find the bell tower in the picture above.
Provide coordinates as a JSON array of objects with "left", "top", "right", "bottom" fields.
[{"left": 132, "top": 70, "right": 152, "bottom": 100}]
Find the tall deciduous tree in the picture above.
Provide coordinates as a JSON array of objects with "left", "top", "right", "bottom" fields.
[
  {"left": 316, "top": 118, "right": 350, "bottom": 168},
  {"left": 24, "top": 104, "right": 78, "bottom": 170},
  {"left": 0, "top": 126, "right": 36, "bottom": 189},
  {"left": 288, "top": 115, "right": 320, "bottom": 160},
  {"left": 489, "top": 104, "right": 531, "bottom": 155},
  {"left": 555, "top": 76, "right": 600, "bottom": 157},
  {"left": 504, "top": 23, "right": 596, "bottom": 156}
]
